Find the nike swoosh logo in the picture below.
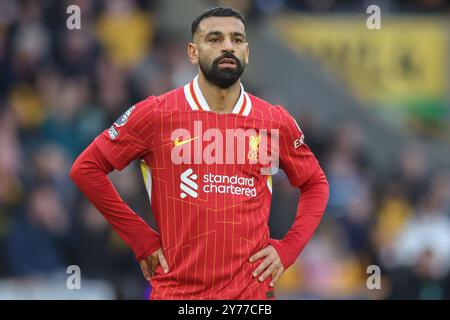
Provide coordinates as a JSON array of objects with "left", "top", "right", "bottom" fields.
[{"left": 174, "top": 136, "right": 198, "bottom": 147}]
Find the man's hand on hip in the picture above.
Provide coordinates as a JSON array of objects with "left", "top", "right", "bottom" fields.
[
  {"left": 249, "top": 245, "right": 285, "bottom": 287},
  {"left": 139, "top": 248, "right": 169, "bottom": 281}
]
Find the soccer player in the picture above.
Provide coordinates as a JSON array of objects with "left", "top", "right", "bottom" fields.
[{"left": 70, "top": 7, "right": 329, "bottom": 300}]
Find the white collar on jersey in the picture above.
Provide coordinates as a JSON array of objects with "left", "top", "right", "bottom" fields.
[{"left": 183, "top": 75, "right": 252, "bottom": 116}]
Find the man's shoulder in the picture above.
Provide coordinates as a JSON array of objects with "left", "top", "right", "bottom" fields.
[
  {"left": 246, "top": 92, "right": 287, "bottom": 121},
  {"left": 135, "top": 87, "right": 184, "bottom": 113},
  {"left": 153, "top": 87, "right": 185, "bottom": 112}
]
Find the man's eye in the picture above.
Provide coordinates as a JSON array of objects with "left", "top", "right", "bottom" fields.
[
  {"left": 209, "top": 38, "right": 220, "bottom": 43},
  {"left": 234, "top": 38, "right": 244, "bottom": 43}
]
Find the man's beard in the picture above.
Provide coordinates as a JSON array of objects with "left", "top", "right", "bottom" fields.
[{"left": 199, "top": 53, "right": 246, "bottom": 89}]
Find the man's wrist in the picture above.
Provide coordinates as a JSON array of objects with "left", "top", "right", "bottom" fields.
[
  {"left": 268, "top": 238, "right": 289, "bottom": 269},
  {"left": 135, "top": 235, "right": 162, "bottom": 262}
]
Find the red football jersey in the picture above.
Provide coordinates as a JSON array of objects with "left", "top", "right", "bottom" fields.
[{"left": 95, "top": 76, "right": 319, "bottom": 299}]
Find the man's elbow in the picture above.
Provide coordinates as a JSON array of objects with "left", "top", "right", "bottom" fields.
[
  {"left": 319, "top": 167, "right": 330, "bottom": 197},
  {"left": 303, "top": 165, "right": 330, "bottom": 200},
  {"left": 69, "top": 158, "right": 82, "bottom": 185},
  {"left": 321, "top": 169, "right": 329, "bottom": 189}
]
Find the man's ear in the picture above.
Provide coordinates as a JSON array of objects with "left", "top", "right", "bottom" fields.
[
  {"left": 188, "top": 42, "right": 199, "bottom": 64},
  {"left": 245, "top": 43, "right": 249, "bottom": 64}
]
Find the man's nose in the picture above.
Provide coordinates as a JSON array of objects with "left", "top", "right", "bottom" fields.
[{"left": 221, "top": 38, "right": 234, "bottom": 52}]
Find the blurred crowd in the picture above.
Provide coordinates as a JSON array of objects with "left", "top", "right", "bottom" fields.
[{"left": 0, "top": 0, "right": 449, "bottom": 299}]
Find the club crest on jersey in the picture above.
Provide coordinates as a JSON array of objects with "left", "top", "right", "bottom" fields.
[
  {"left": 248, "top": 135, "right": 261, "bottom": 161},
  {"left": 114, "top": 105, "right": 136, "bottom": 127}
]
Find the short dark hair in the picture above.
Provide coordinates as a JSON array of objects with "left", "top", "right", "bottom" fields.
[{"left": 191, "top": 7, "right": 246, "bottom": 39}]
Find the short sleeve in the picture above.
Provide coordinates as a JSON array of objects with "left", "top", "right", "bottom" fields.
[
  {"left": 94, "top": 96, "right": 157, "bottom": 171},
  {"left": 278, "top": 106, "right": 319, "bottom": 188}
]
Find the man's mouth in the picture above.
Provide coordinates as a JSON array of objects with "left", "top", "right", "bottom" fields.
[{"left": 218, "top": 58, "right": 237, "bottom": 67}]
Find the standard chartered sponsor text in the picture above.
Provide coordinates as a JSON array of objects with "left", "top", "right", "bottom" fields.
[{"left": 203, "top": 173, "right": 256, "bottom": 197}]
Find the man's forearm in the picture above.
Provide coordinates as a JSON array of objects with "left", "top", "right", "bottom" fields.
[
  {"left": 269, "top": 165, "right": 329, "bottom": 269},
  {"left": 69, "top": 142, "right": 161, "bottom": 261}
]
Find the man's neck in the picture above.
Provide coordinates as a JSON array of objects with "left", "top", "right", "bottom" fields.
[{"left": 197, "top": 73, "right": 241, "bottom": 114}]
